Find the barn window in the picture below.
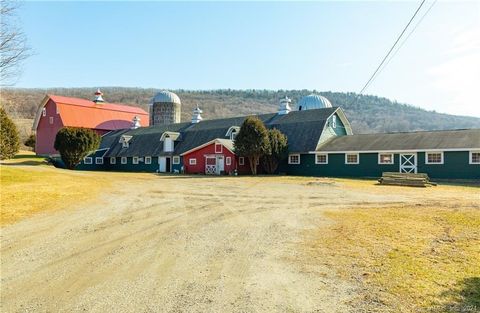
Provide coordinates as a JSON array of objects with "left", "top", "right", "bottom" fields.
[
  {"left": 110, "top": 157, "right": 116, "bottom": 164},
  {"left": 145, "top": 156, "right": 152, "bottom": 164},
  {"left": 56, "top": 105, "right": 60, "bottom": 114},
  {"left": 332, "top": 115, "right": 337, "bottom": 128},
  {"left": 189, "top": 158, "right": 197, "bottom": 165},
  {"left": 164, "top": 135, "right": 174, "bottom": 152},
  {"left": 470, "top": 151, "right": 480, "bottom": 164},
  {"left": 378, "top": 153, "right": 394, "bottom": 164},
  {"left": 231, "top": 130, "right": 238, "bottom": 141},
  {"left": 95, "top": 157, "right": 103, "bottom": 165},
  {"left": 173, "top": 156, "right": 180, "bottom": 164},
  {"left": 425, "top": 152, "right": 443, "bottom": 164},
  {"left": 133, "top": 156, "right": 139, "bottom": 164},
  {"left": 215, "top": 143, "right": 223, "bottom": 153},
  {"left": 49, "top": 117, "right": 54, "bottom": 124},
  {"left": 84, "top": 157, "right": 92, "bottom": 164},
  {"left": 226, "top": 156, "right": 232, "bottom": 166},
  {"left": 239, "top": 157, "right": 245, "bottom": 165},
  {"left": 42, "top": 108, "right": 46, "bottom": 117},
  {"left": 121, "top": 157, "right": 127, "bottom": 164},
  {"left": 288, "top": 154, "right": 300, "bottom": 165},
  {"left": 345, "top": 153, "right": 359, "bottom": 164},
  {"left": 315, "top": 154, "right": 328, "bottom": 164}
]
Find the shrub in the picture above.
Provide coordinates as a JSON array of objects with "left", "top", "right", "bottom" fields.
[
  {"left": 0, "top": 107, "right": 20, "bottom": 160},
  {"left": 54, "top": 127, "right": 100, "bottom": 169},
  {"left": 24, "top": 134, "right": 36, "bottom": 150}
]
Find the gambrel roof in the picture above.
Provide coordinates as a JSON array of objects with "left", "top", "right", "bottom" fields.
[
  {"left": 316, "top": 129, "right": 480, "bottom": 153},
  {"left": 100, "top": 107, "right": 350, "bottom": 157}
]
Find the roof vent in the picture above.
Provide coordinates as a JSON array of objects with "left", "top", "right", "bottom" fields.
[
  {"left": 191, "top": 104, "right": 203, "bottom": 124},
  {"left": 278, "top": 96, "right": 292, "bottom": 115},
  {"left": 131, "top": 116, "right": 141, "bottom": 129},
  {"left": 93, "top": 88, "right": 105, "bottom": 103}
]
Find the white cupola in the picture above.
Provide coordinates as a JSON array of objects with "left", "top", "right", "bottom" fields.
[
  {"left": 278, "top": 96, "right": 292, "bottom": 115},
  {"left": 131, "top": 116, "right": 141, "bottom": 129},
  {"left": 191, "top": 104, "right": 203, "bottom": 124},
  {"left": 93, "top": 88, "right": 105, "bottom": 103}
]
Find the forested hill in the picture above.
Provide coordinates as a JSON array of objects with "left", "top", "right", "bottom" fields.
[{"left": 2, "top": 87, "right": 479, "bottom": 135}]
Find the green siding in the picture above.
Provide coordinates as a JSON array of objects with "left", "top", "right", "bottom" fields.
[{"left": 285, "top": 152, "right": 479, "bottom": 179}]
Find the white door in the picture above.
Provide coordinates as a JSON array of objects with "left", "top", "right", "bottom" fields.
[
  {"left": 216, "top": 156, "right": 224, "bottom": 174},
  {"left": 159, "top": 157, "right": 166, "bottom": 172},
  {"left": 400, "top": 153, "right": 417, "bottom": 173}
]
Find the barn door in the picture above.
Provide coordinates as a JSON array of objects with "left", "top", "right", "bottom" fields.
[
  {"left": 400, "top": 153, "right": 417, "bottom": 173},
  {"left": 159, "top": 157, "right": 166, "bottom": 172},
  {"left": 216, "top": 156, "right": 224, "bottom": 174},
  {"left": 205, "top": 157, "right": 216, "bottom": 175}
]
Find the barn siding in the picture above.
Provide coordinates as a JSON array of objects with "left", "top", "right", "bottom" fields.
[{"left": 36, "top": 99, "right": 64, "bottom": 155}]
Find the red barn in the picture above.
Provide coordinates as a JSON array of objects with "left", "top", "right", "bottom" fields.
[
  {"left": 32, "top": 90, "right": 149, "bottom": 155},
  {"left": 181, "top": 139, "right": 251, "bottom": 175}
]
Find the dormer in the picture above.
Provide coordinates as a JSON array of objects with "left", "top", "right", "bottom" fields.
[
  {"left": 119, "top": 135, "right": 133, "bottom": 148},
  {"left": 160, "top": 131, "right": 180, "bottom": 152},
  {"left": 225, "top": 126, "right": 240, "bottom": 141}
]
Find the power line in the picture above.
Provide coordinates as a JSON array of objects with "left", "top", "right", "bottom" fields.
[{"left": 358, "top": 0, "right": 426, "bottom": 95}]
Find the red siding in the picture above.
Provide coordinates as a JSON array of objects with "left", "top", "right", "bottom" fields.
[
  {"left": 35, "top": 99, "right": 64, "bottom": 155},
  {"left": 183, "top": 141, "right": 251, "bottom": 175}
]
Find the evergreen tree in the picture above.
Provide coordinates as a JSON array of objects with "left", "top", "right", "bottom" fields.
[
  {"left": 262, "top": 128, "right": 288, "bottom": 174},
  {"left": 54, "top": 127, "right": 100, "bottom": 169},
  {"left": 234, "top": 116, "right": 270, "bottom": 175},
  {"left": 0, "top": 106, "right": 19, "bottom": 160},
  {"left": 24, "top": 134, "right": 35, "bottom": 150}
]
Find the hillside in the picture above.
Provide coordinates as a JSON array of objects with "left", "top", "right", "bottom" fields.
[{"left": 1, "top": 88, "right": 479, "bottom": 140}]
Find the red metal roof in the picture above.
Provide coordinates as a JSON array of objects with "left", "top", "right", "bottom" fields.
[{"left": 49, "top": 95, "right": 149, "bottom": 130}]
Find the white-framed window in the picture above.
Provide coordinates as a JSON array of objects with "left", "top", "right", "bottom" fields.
[
  {"left": 226, "top": 156, "right": 232, "bottom": 166},
  {"left": 345, "top": 153, "right": 359, "bottom": 164},
  {"left": 56, "top": 105, "right": 60, "bottom": 114},
  {"left": 164, "top": 136, "right": 174, "bottom": 152},
  {"left": 121, "top": 157, "right": 127, "bottom": 164},
  {"left": 189, "top": 158, "right": 197, "bottom": 165},
  {"left": 288, "top": 154, "right": 300, "bottom": 165},
  {"left": 122, "top": 142, "right": 129, "bottom": 148},
  {"left": 378, "top": 153, "right": 394, "bottom": 165},
  {"left": 110, "top": 157, "right": 116, "bottom": 164},
  {"left": 145, "top": 156, "right": 152, "bottom": 164},
  {"left": 215, "top": 143, "right": 223, "bottom": 153},
  {"left": 133, "top": 156, "right": 139, "bottom": 164},
  {"left": 173, "top": 156, "right": 180, "bottom": 164},
  {"left": 42, "top": 108, "right": 46, "bottom": 117},
  {"left": 332, "top": 115, "right": 337, "bottom": 128},
  {"left": 425, "top": 152, "right": 443, "bottom": 164},
  {"left": 470, "top": 151, "right": 480, "bottom": 164},
  {"left": 239, "top": 157, "right": 245, "bottom": 165},
  {"left": 84, "top": 157, "right": 92, "bottom": 164},
  {"left": 315, "top": 153, "right": 328, "bottom": 164},
  {"left": 95, "top": 157, "right": 103, "bottom": 164},
  {"left": 49, "top": 117, "right": 54, "bottom": 124},
  {"left": 231, "top": 131, "right": 238, "bottom": 141}
]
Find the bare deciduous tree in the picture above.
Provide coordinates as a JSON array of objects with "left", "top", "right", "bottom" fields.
[{"left": 1, "top": 0, "right": 31, "bottom": 86}]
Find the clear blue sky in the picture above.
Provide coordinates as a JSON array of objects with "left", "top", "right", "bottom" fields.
[{"left": 17, "top": 1, "right": 480, "bottom": 117}]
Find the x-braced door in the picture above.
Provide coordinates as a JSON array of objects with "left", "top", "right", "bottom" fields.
[{"left": 400, "top": 153, "right": 417, "bottom": 173}]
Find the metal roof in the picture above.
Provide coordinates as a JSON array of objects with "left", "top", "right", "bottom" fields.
[
  {"left": 296, "top": 94, "right": 332, "bottom": 111},
  {"left": 152, "top": 90, "right": 181, "bottom": 104},
  {"left": 316, "top": 129, "right": 480, "bottom": 152}
]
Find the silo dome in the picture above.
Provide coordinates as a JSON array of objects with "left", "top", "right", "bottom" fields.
[
  {"left": 297, "top": 94, "right": 332, "bottom": 111},
  {"left": 153, "top": 90, "right": 181, "bottom": 105}
]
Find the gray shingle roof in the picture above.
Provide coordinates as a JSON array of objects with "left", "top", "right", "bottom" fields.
[
  {"left": 101, "top": 107, "right": 340, "bottom": 157},
  {"left": 317, "top": 129, "right": 480, "bottom": 152}
]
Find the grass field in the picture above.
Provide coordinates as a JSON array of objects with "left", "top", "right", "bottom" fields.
[{"left": 1, "top": 152, "right": 479, "bottom": 312}]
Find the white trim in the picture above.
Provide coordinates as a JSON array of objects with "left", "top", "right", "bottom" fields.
[
  {"left": 33, "top": 95, "right": 51, "bottom": 130},
  {"left": 145, "top": 156, "right": 152, "bottom": 164},
  {"left": 132, "top": 156, "right": 139, "bottom": 164},
  {"left": 469, "top": 151, "right": 480, "bottom": 164},
  {"left": 315, "top": 153, "right": 328, "bottom": 164},
  {"left": 215, "top": 143, "right": 223, "bottom": 153},
  {"left": 95, "top": 157, "right": 103, "bottom": 164},
  {"left": 189, "top": 158, "right": 197, "bottom": 165},
  {"left": 400, "top": 153, "right": 417, "bottom": 173},
  {"left": 121, "top": 157, "right": 127, "bottom": 164},
  {"left": 110, "top": 157, "right": 116, "bottom": 164},
  {"left": 226, "top": 156, "right": 231, "bottom": 166},
  {"left": 378, "top": 153, "right": 394, "bottom": 165},
  {"left": 332, "top": 115, "right": 336, "bottom": 128},
  {"left": 239, "top": 157, "right": 245, "bottom": 165},
  {"left": 314, "top": 108, "right": 354, "bottom": 151},
  {"left": 180, "top": 139, "right": 234, "bottom": 156},
  {"left": 159, "top": 131, "right": 180, "bottom": 141},
  {"left": 49, "top": 116, "right": 54, "bottom": 124},
  {"left": 225, "top": 126, "right": 240, "bottom": 137},
  {"left": 84, "top": 157, "right": 93, "bottom": 164},
  {"left": 42, "top": 108, "right": 46, "bottom": 117},
  {"left": 288, "top": 154, "right": 300, "bottom": 165},
  {"left": 425, "top": 151, "right": 444, "bottom": 165},
  {"left": 173, "top": 156, "right": 180, "bottom": 164},
  {"left": 311, "top": 148, "right": 480, "bottom": 154},
  {"left": 345, "top": 153, "right": 359, "bottom": 164}
]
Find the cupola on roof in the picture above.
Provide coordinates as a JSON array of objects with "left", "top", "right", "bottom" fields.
[
  {"left": 152, "top": 90, "right": 181, "bottom": 104},
  {"left": 297, "top": 94, "right": 332, "bottom": 111}
]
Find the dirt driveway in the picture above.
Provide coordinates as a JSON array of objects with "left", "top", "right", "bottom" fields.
[{"left": 1, "top": 171, "right": 476, "bottom": 312}]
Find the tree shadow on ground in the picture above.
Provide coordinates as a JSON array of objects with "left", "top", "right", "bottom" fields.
[
  {"left": 2, "top": 160, "right": 46, "bottom": 166},
  {"left": 439, "top": 277, "right": 480, "bottom": 313}
]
